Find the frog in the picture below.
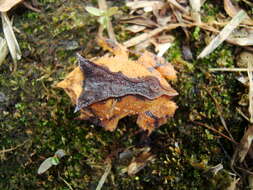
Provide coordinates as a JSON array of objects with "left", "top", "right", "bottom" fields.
[{"left": 57, "top": 38, "right": 178, "bottom": 134}]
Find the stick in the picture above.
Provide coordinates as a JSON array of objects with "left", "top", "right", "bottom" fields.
[{"left": 193, "top": 121, "right": 237, "bottom": 144}]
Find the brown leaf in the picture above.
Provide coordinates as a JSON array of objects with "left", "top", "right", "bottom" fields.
[
  {"left": 0, "top": 0, "right": 22, "bottom": 12},
  {"left": 224, "top": 0, "right": 253, "bottom": 26}
]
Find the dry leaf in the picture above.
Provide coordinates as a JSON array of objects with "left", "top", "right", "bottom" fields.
[
  {"left": 57, "top": 38, "right": 178, "bottom": 134},
  {"left": 1, "top": 12, "right": 21, "bottom": 63},
  {"left": 126, "top": 25, "right": 146, "bottom": 33},
  {"left": 0, "top": 0, "right": 22, "bottom": 12},
  {"left": 224, "top": 0, "right": 253, "bottom": 26},
  {"left": 0, "top": 36, "right": 8, "bottom": 65},
  {"left": 126, "top": 1, "right": 164, "bottom": 12}
]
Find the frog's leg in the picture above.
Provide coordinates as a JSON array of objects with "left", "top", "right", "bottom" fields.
[
  {"left": 101, "top": 117, "right": 122, "bottom": 131},
  {"left": 137, "top": 99, "right": 177, "bottom": 135},
  {"left": 97, "top": 37, "right": 128, "bottom": 58},
  {"left": 138, "top": 51, "right": 177, "bottom": 80}
]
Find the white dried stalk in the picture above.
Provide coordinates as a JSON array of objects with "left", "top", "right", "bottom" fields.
[
  {"left": 1, "top": 12, "right": 21, "bottom": 63},
  {"left": 209, "top": 68, "right": 250, "bottom": 72},
  {"left": 248, "top": 59, "right": 253, "bottom": 123},
  {"left": 96, "top": 163, "right": 112, "bottom": 190},
  {"left": 189, "top": 0, "right": 201, "bottom": 23},
  {"left": 157, "top": 42, "right": 172, "bottom": 57},
  {"left": 0, "top": 36, "right": 8, "bottom": 65},
  {"left": 198, "top": 10, "right": 247, "bottom": 59}
]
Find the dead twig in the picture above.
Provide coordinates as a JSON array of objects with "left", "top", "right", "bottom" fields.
[
  {"left": 22, "top": 1, "right": 41, "bottom": 13},
  {"left": 204, "top": 87, "right": 236, "bottom": 142},
  {"left": 236, "top": 107, "right": 250, "bottom": 122},
  {"left": 248, "top": 60, "right": 253, "bottom": 123},
  {"left": 193, "top": 121, "right": 238, "bottom": 144},
  {"left": 0, "top": 139, "right": 29, "bottom": 154}
]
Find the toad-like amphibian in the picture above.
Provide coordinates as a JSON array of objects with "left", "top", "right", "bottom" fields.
[{"left": 57, "top": 38, "right": 178, "bottom": 134}]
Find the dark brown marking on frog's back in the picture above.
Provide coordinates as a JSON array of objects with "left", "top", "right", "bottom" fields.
[{"left": 75, "top": 54, "right": 176, "bottom": 112}]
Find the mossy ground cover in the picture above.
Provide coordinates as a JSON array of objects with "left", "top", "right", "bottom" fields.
[{"left": 0, "top": 0, "right": 248, "bottom": 189}]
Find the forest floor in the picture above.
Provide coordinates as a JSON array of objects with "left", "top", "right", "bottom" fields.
[{"left": 1, "top": 0, "right": 253, "bottom": 189}]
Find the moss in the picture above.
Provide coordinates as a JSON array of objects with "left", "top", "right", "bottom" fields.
[{"left": 0, "top": 0, "right": 244, "bottom": 189}]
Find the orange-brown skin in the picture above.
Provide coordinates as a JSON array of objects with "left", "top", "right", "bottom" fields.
[{"left": 57, "top": 38, "right": 178, "bottom": 134}]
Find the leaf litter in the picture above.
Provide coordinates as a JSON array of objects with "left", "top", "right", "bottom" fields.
[
  {"left": 57, "top": 0, "right": 253, "bottom": 188},
  {"left": 2, "top": 0, "right": 253, "bottom": 188}
]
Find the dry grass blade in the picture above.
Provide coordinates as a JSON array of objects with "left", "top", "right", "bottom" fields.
[
  {"left": 167, "top": 0, "right": 188, "bottom": 14},
  {"left": 156, "top": 42, "right": 172, "bottom": 57},
  {"left": 237, "top": 126, "right": 253, "bottom": 162},
  {"left": 95, "top": 162, "right": 112, "bottom": 190},
  {"left": 121, "top": 16, "right": 158, "bottom": 28},
  {"left": 123, "top": 26, "right": 166, "bottom": 47},
  {"left": 209, "top": 68, "right": 250, "bottom": 72},
  {"left": 198, "top": 10, "right": 247, "bottom": 59},
  {"left": 123, "top": 23, "right": 187, "bottom": 47},
  {"left": 248, "top": 57, "right": 253, "bottom": 123},
  {"left": 0, "top": 0, "right": 22, "bottom": 12},
  {"left": 59, "top": 176, "right": 74, "bottom": 190},
  {"left": 1, "top": 12, "right": 21, "bottom": 63},
  {"left": 0, "top": 36, "right": 8, "bottom": 65}
]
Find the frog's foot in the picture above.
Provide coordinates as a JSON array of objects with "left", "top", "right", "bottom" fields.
[{"left": 97, "top": 37, "right": 128, "bottom": 58}]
